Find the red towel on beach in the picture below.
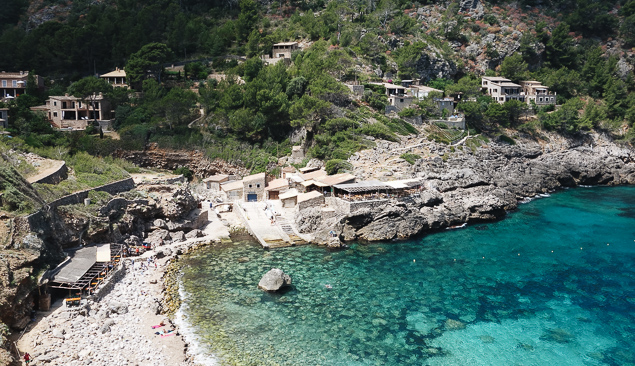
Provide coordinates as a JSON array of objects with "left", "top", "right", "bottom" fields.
[
  {"left": 161, "top": 333, "right": 175, "bottom": 337},
  {"left": 151, "top": 325, "right": 163, "bottom": 329}
]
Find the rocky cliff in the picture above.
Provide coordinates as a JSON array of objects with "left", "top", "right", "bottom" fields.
[
  {"left": 114, "top": 145, "right": 249, "bottom": 178},
  {"left": 298, "top": 132, "right": 635, "bottom": 243},
  {"left": 0, "top": 178, "right": 203, "bottom": 364}
]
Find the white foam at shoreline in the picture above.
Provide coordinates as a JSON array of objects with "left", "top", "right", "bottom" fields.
[
  {"left": 520, "top": 192, "right": 552, "bottom": 204},
  {"left": 175, "top": 279, "right": 219, "bottom": 366}
]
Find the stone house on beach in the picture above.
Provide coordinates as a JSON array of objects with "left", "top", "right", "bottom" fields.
[
  {"left": 221, "top": 180, "right": 244, "bottom": 201},
  {"left": 265, "top": 178, "right": 289, "bottom": 200},
  {"left": 243, "top": 173, "right": 268, "bottom": 202},
  {"left": 203, "top": 174, "right": 229, "bottom": 191}
]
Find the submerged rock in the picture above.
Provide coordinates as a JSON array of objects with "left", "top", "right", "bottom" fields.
[
  {"left": 444, "top": 318, "right": 466, "bottom": 330},
  {"left": 258, "top": 269, "right": 292, "bottom": 292},
  {"left": 540, "top": 328, "right": 575, "bottom": 343}
]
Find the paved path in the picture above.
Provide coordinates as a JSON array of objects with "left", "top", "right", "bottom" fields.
[{"left": 240, "top": 202, "right": 289, "bottom": 248}]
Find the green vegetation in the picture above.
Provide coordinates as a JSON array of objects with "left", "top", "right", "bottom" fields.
[
  {"left": 0, "top": 0, "right": 633, "bottom": 182},
  {"left": 173, "top": 166, "right": 193, "bottom": 180},
  {"left": 400, "top": 153, "right": 421, "bottom": 165},
  {"left": 325, "top": 159, "right": 353, "bottom": 174}
]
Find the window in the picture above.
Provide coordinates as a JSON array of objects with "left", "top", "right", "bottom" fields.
[
  {"left": 400, "top": 99, "right": 404, "bottom": 103},
  {"left": 1, "top": 80, "right": 5, "bottom": 87},
  {"left": 248, "top": 184, "right": 252, "bottom": 188},
  {"left": 256, "top": 184, "right": 261, "bottom": 188},
  {"left": 53, "top": 101, "right": 57, "bottom": 106},
  {"left": 539, "top": 97, "right": 543, "bottom": 102},
  {"left": 53, "top": 112, "right": 58, "bottom": 117},
  {"left": 12, "top": 81, "right": 17, "bottom": 87}
]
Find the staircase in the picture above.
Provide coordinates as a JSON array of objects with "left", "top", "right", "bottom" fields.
[{"left": 277, "top": 218, "right": 307, "bottom": 246}]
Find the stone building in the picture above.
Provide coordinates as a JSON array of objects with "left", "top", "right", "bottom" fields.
[
  {"left": 481, "top": 76, "right": 524, "bottom": 104},
  {"left": 243, "top": 172, "right": 267, "bottom": 202},
  {"left": 34, "top": 93, "right": 112, "bottom": 129},
  {"left": 0, "top": 71, "right": 43, "bottom": 101},
  {"left": 203, "top": 174, "right": 229, "bottom": 191},
  {"left": 262, "top": 42, "right": 299, "bottom": 65},
  {"left": 282, "top": 166, "right": 296, "bottom": 179},
  {"left": 279, "top": 189, "right": 298, "bottom": 208},
  {"left": 265, "top": 178, "right": 289, "bottom": 200},
  {"left": 272, "top": 42, "right": 298, "bottom": 59},
  {"left": 221, "top": 180, "right": 244, "bottom": 201},
  {"left": 520, "top": 81, "right": 556, "bottom": 106}
]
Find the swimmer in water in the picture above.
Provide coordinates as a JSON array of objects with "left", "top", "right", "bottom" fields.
[{"left": 325, "top": 284, "right": 332, "bottom": 289}]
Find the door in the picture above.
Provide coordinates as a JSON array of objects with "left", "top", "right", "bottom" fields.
[
  {"left": 247, "top": 194, "right": 258, "bottom": 202},
  {"left": 269, "top": 191, "right": 279, "bottom": 200}
]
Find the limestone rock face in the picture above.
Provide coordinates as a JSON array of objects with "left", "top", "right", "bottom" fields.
[
  {"left": 301, "top": 132, "right": 635, "bottom": 243},
  {"left": 258, "top": 269, "right": 292, "bottom": 292}
]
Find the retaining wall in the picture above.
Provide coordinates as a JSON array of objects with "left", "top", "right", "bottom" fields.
[
  {"left": 326, "top": 197, "right": 390, "bottom": 215},
  {"left": 29, "top": 162, "right": 68, "bottom": 185},
  {"left": 46, "top": 177, "right": 135, "bottom": 210}
]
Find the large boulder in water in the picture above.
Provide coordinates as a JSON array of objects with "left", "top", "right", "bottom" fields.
[{"left": 258, "top": 269, "right": 292, "bottom": 292}]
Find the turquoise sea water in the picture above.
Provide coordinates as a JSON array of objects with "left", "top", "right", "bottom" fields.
[{"left": 178, "top": 187, "right": 635, "bottom": 365}]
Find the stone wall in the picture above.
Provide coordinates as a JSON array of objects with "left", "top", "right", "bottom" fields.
[
  {"left": 47, "top": 177, "right": 135, "bottom": 210},
  {"left": 298, "top": 195, "right": 325, "bottom": 211},
  {"left": 326, "top": 197, "right": 350, "bottom": 215},
  {"left": 30, "top": 162, "right": 68, "bottom": 185},
  {"left": 349, "top": 199, "right": 389, "bottom": 214},
  {"left": 90, "top": 261, "right": 127, "bottom": 302},
  {"left": 326, "top": 197, "right": 389, "bottom": 215}
]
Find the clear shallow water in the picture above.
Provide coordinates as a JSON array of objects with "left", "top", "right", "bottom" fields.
[{"left": 178, "top": 187, "right": 635, "bottom": 365}]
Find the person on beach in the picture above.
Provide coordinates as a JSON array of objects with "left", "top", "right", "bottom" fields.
[{"left": 23, "top": 352, "right": 31, "bottom": 364}]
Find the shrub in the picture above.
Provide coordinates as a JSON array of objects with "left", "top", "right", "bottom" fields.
[
  {"left": 173, "top": 167, "right": 193, "bottom": 180},
  {"left": 325, "top": 159, "right": 353, "bottom": 174},
  {"left": 498, "top": 134, "right": 516, "bottom": 145},
  {"left": 400, "top": 153, "right": 421, "bottom": 165}
]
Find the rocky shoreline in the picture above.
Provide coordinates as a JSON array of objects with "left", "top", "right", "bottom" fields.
[
  {"left": 5, "top": 130, "right": 635, "bottom": 365},
  {"left": 298, "top": 131, "right": 635, "bottom": 243},
  {"left": 15, "top": 239, "right": 218, "bottom": 366}
]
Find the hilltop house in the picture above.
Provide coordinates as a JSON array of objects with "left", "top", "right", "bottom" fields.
[
  {"left": 482, "top": 77, "right": 556, "bottom": 106},
  {"left": 481, "top": 76, "right": 525, "bottom": 104},
  {"left": 100, "top": 68, "right": 128, "bottom": 88},
  {"left": 262, "top": 42, "right": 299, "bottom": 65},
  {"left": 31, "top": 93, "right": 112, "bottom": 130},
  {"left": 520, "top": 81, "right": 556, "bottom": 106},
  {"left": 0, "top": 71, "right": 43, "bottom": 101}
]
